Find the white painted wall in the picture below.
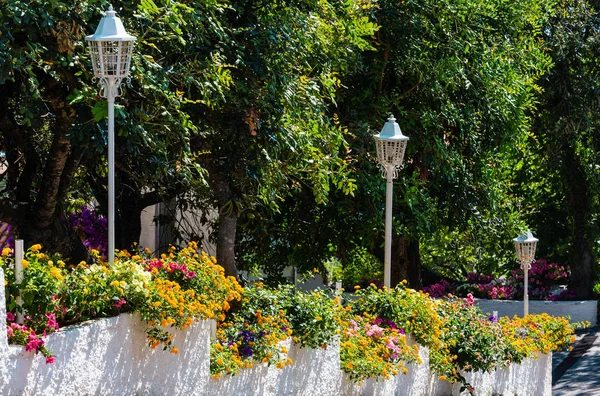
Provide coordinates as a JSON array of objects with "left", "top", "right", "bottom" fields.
[
  {"left": 475, "top": 298, "right": 597, "bottom": 326},
  {"left": 0, "top": 268, "right": 552, "bottom": 395}
]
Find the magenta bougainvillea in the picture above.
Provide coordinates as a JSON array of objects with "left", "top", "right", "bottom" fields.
[
  {"left": 69, "top": 207, "right": 108, "bottom": 258},
  {"left": 422, "top": 259, "right": 576, "bottom": 301}
]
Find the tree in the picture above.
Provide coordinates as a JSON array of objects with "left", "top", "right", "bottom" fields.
[
  {"left": 240, "top": 0, "right": 556, "bottom": 286},
  {"left": 0, "top": 0, "right": 216, "bottom": 258},
  {"left": 0, "top": 0, "right": 376, "bottom": 277},
  {"left": 174, "top": 0, "right": 377, "bottom": 278},
  {"left": 519, "top": 0, "right": 600, "bottom": 298}
]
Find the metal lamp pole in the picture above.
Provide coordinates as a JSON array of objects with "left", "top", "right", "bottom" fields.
[
  {"left": 374, "top": 116, "right": 409, "bottom": 289},
  {"left": 86, "top": 6, "right": 136, "bottom": 265},
  {"left": 514, "top": 230, "right": 538, "bottom": 316}
]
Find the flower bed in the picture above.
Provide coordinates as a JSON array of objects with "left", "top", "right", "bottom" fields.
[{"left": 0, "top": 244, "right": 582, "bottom": 395}]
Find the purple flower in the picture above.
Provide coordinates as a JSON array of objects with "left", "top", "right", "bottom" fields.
[
  {"left": 488, "top": 315, "right": 498, "bottom": 323},
  {"left": 240, "top": 347, "right": 253, "bottom": 357}
]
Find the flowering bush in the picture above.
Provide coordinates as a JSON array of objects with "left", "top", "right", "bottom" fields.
[
  {"left": 6, "top": 320, "right": 55, "bottom": 364},
  {"left": 351, "top": 282, "right": 443, "bottom": 350},
  {"left": 430, "top": 296, "right": 515, "bottom": 388},
  {"left": 287, "top": 289, "right": 342, "bottom": 349},
  {"left": 134, "top": 244, "right": 242, "bottom": 352},
  {"left": 340, "top": 313, "right": 420, "bottom": 383},
  {"left": 423, "top": 259, "right": 575, "bottom": 301},
  {"left": 211, "top": 284, "right": 292, "bottom": 378},
  {"left": 0, "top": 245, "right": 63, "bottom": 363},
  {"left": 69, "top": 207, "right": 108, "bottom": 258},
  {"left": 2, "top": 242, "right": 242, "bottom": 361},
  {"left": 499, "top": 313, "right": 583, "bottom": 362}
]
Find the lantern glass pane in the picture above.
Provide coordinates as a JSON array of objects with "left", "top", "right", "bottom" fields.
[
  {"left": 376, "top": 139, "right": 407, "bottom": 167},
  {"left": 87, "top": 40, "right": 134, "bottom": 79}
]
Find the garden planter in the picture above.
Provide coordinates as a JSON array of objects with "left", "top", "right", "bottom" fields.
[
  {"left": 341, "top": 341, "right": 430, "bottom": 396},
  {"left": 0, "top": 269, "right": 556, "bottom": 395},
  {"left": 207, "top": 339, "right": 342, "bottom": 396},
  {"left": 426, "top": 353, "right": 552, "bottom": 396},
  {"left": 475, "top": 299, "right": 597, "bottom": 326},
  {"left": 0, "top": 286, "right": 212, "bottom": 396}
]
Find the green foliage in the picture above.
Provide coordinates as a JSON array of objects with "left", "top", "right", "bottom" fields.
[
  {"left": 287, "top": 289, "right": 341, "bottom": 349},
  {"left": 0, "top": 246, "right": 62, "bottom": 328},
  {"left": 351, "top": 283, "right": 443, "bottom": 349},
  {"left": 515, "top": 0, "right": 600, "bottom": 297},
  {"left": 431, "top": 297, "right": 514, "bottom": 385},
  {"left": 342, "top": 246, "right": 382, "bottom": 287},
  {"left": 239, "top": 0, "right": 555, "bottom": 283}
]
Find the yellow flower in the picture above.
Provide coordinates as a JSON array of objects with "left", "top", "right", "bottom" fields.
[
  {"left": 21, "top": 259, "right": 29, "bottom": 268},
  {"left": 110, "top": 280, "right": 120, "bottom": 287},
  {"left": 31, "top": 244, "right": 42, "bottom": 252},
  {"left": 50, "top": 267, "right": 64, "bottom": 281},
  {"left": 2, "top": 247, "right": 11, "bottom": 256}
]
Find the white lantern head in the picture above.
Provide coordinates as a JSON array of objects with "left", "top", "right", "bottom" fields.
[
  {"left": 86, "top": 5, "right": 136, "bottom": 96},
  {"left": 374, "top": 116, "right": 409, "bottom": 178},
  {"left": 513, "top": 229, "right": 538, "bottom": 268}
]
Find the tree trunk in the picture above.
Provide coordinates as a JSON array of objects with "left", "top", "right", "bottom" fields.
[
  {"left": 17, "top": 215, "right": 88, "bottom": 263},
  {"left": 390, "top": 234, "right": 422, "bottom": 289},
  {"left": 213, "top": 175, "right": 239, "bottom": 280},
  {"left": 116, "top": 200, "right": 143, "bottom": 251},
  {"left": 563, "top": 146, "right": 596, "bottom": 299}
]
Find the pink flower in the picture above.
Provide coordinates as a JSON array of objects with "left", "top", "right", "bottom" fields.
[
  {"left": 45, "top": 312, "right": 59, "bottom": 331},
  {"left": 25, "top": 331, "right": 44, "bottom": 353},
  {"left": 185, "top": 271, "right": 196, "bottom": 279},
  {"left": 463, "top": 293, "right": 475, "bottom": 306},
  {"left": 113, "top": 298, "right": 127, "bottom": 309},
  {"left": 45, "top": 356, "right": 55, "bottom": 364},
  {"left": 365, "top": 324, "right": 384, "bottom": 337},
  {"left": 6, "top": 326, "right": 14, "bottom": 338},
  {"left": 6, "top": 312, "right": 15, "bottom": 322}
]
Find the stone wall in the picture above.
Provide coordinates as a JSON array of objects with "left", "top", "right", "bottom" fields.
[{"left": 475, "top": 298, "right": 597, "bottom": 326}]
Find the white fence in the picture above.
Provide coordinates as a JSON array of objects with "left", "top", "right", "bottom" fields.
[
  {"left": 0, "top": 269, "right": 551, "bottom": 395},
  {"left": 475, "top": 298, "right": 597, "bottom": 326}
]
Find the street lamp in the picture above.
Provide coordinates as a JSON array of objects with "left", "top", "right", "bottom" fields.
[
  {"left": 86, "top": 6, "right": 136, "bottom": 265},
  {"left": 514, "top": 230, "right": 538, "bottom": 316},
  {"left": 374, "top": 116, "right": 409, "bottom": 289}
]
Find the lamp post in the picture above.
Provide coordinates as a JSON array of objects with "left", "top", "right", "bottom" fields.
[
  {"left": 86, "top": 6, "right": 136, "bottom": 265},
  {"left": 374, "top": 116, "right": 409, "bottom": 289},
  {"left": 514, "top": 230, "right": 538, "bottom": 316}
]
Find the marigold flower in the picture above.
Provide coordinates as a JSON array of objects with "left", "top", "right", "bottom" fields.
[{"left": 31, "top": 244, "right": 42, "bottom": 252}]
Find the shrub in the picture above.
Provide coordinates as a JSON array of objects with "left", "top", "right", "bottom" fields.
[
  {"left": 340, "top": 312, "right": 420, "bottom": 383},
  {"left": 211, "top": 284, "right": 292, "bottom": 377},
  {"left": 431, "top": 296, "right": 515, "bottom": 387},
  {"left": 287, "top": 288, "right": 342, "bottom": 349},
  {"left": 351, "top": 282, "right": 443, "bottom": 350},
  {"left": 422, "top": 258, "right": 575, "bottom": 301}
]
